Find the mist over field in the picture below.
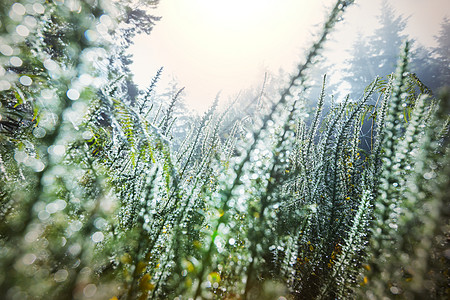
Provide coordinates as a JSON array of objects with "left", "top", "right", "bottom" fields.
[{"left": 130, "top": 0, "right": 449, "bottom": 112}]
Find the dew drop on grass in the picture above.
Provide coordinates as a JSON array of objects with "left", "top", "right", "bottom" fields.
[
  {"left": 94, "top": 218, "right": 107, "bottom": 230},
  {"left": 54, "top": 269, "right": 69, "bottom": 282},
  {"left": 10, "top": 56, "right": 22, "bottom": 67},
  {"left": 46, "top": 203, "right": 58, "bottom": 214},
  {"left": 68, "top": 244, "right": 82, "bottom": 256},
  {"left": 32, "top": 3, "right": 45, "bottom": 14},
  {"left": 52, "top": 145, "right": 66, "bottom": 156},
  {"left": 0, "top": 80, "right": 11, "bottom": 91},
  {"left": 44, "top": 59, "right": 58, "bottom": 71},
  {"left": 0, "top": 45, "right": 13, "bottom": 56},
  {"left": 24, "top": 16, "right": 37, "bottom": 27},
  {"left": 38, "top": 210, "right": 49, "bottom": 220},
  {"left": 22, "top": 253, "right": 36, "bottom": 265},
  {"left": 19, "top": 75, "right": 32, "bottom": 86},
  {"left": 66, "top": 88, "right": 80, "bottom": 100},
  {"left": 83, "top": 284, "right": 97, "bottom": 297},
  {"left": 92, "top": 232, "right": 104, "bottom": 243},
  {"left": 423, "top": 172, "right": 435, "bottom": 180},
  {"left": 12, "top": 3, "right": 26, "bottom": 15},
  {"left": 14, "top": 151, "right": 26, "bottom": 163},
  {"left": 33, "top": 127, "right": 46, "bottom": 138},
  {"left": 16, "top": 25, "right": 30, "bottom": 37}
]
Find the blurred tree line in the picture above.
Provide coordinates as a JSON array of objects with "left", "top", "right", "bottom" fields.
[
  {"left": 224, "top": 1, "right": 449, "bottom": 154},
  {"left": 344, "top": 1, "right": 449, "bottom": 97}
]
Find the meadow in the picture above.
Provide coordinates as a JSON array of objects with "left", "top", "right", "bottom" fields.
[{"left": 0, "top": 0, "right": 448, "bottom": 299}]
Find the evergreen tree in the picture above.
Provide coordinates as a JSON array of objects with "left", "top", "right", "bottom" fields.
[
  {"left": 403, "top": 17, "right": 450, "bottom": 95},
  {"left": 344, "top": 1, "right": 407, "bottom": 97},
  {"left": 432, "top": 17, "right": 450, "bottom": 88},
  {"left": 343, "top": 34, "right": 374, "bottom": 97}
]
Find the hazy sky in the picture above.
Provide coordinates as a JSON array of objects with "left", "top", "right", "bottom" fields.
[{"left": 129, "top": 0, "right": 450, "bottom": 112}]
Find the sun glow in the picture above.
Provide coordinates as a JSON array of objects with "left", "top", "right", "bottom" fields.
[
  {"left": 130, "top": 0, "right": 450, "bottom": 112},
  {"left": 130, "top": 0, "right": 331, "bottom": 111},
  {"left": 197, "top": 0, "right": 272, "bottom": 24}
]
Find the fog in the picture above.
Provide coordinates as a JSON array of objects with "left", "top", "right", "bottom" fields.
[{"left": 130, "top": 0, "right": 449, "bottom": 112}]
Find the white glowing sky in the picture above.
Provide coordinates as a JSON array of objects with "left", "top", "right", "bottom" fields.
[{"left": 130, "top": 0, "right": 449, "bottom": 112}]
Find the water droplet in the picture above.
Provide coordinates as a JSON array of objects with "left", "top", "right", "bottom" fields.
[
  {"left": 83, "top": 284, "right": 97, "bottom": 297},
  {"left": 69, "top": 221, "right": 82, "bottom": 233},
  {"left": 19, "top": 75, "right": 32, "bottom": 86},
  {"left": 0, "top": 80, "right": 11, "bottom": 91},
  {"left": 92, "top": 231, "right": 104, "bottom": 243},
  {"left": 79, "top": 74, "right": 93, "bottom": 86},
  {"left": 388, "top": 223, "right": 398, "bottom": 230},
  {"left": 33, "top": 3, "right": 45, "bottom": 14},
  {"left": 24, "top": 16, "right": 37, "bottom": 27},
  {"left": 94, "top": 218, "right": 107, "bottom": 230},
  {"left": 12, "top": 3, "right": 26, "bottom": 15},
  {"left": 38, "top": 210, "right": 50, "bottom": 220},
  {"left": 10, "top": 56, "right": 22, "bottom": 67},
  {"left": 84, "top": 30, "right": 98, "bottom": 42},
  {"left": 52, "top": 145, "right": 66, "bottom": 156},
  {"left": 69, "top": 244, "right": 82, "bottom": 256},
  {"left": 44, "top": 59, "right": 58, "bottom": 71},
  {"left": 25, "top": 229, "right": 39, "bottom": 243},
  {"left": 390, "top": 286, "right": 400, "bottom": 294},
  {"left": 16, "top": 25, "right": 30, "bottom": 37},
  {"left": 67, "top": 88, "right": 80, "bottom": 100},
  {"left": 96, "top": 23, "right": 108, "bottom": 35},
  {"left": 33, "top": 127, "right": 46, "bottom": 138},
  {"left": 14, "top": 151, "right": 27, "bottom": 163},
  {"left": 54, "top": 269, "right": 69, "bottom": 282},
  {"left": 22, "top": 253, "right": 36, "bottom": 265},
  {"left": 46, "top": 202, "right": 58, "bottom": 214},
  {"left": 0, "top": 45, "right": 13, "bottom": 57},
  {"left": 100, "top": 14, "right": 113, "bottom": 27},
  {"left": 423, "top": 172, "right": 435, "bottom": 180}
]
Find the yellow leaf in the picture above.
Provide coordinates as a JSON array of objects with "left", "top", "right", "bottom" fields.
[
  {"left": 120, "top": 253, "right": 132, "bottom": 265},
  {"left": 139, "top": 273, "right": 154, "bottom": 292},
  {"left": 208, "top": 272, "right": 221, "bottom": 283},
  {"left": 136, "top": 261, "right": 147, "bottom": 274}
]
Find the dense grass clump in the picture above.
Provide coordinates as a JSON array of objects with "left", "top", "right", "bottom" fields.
[{"left": 0, "top": 0, "right": 448, "bottom": 299}]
